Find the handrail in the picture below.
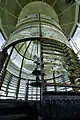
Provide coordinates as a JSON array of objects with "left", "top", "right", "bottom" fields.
[{"left": 45, "top": 83, "right": 80, "bottom": 88}]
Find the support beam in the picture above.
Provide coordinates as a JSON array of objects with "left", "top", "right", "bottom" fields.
[
  {"left": 58, "top": 3, "right": 76, "bottom": 16},
  {"left": 52, "top": 0, "right": 57, "bottom": 7},
  {"left": 60, "top": 21, "right": 74, "bottom": 27},
  {"left": 16, "top": 0, "right": 23, "bottom": 9},
  {"left": 0, "top": 6, "right": 18, "bottom": 19}
]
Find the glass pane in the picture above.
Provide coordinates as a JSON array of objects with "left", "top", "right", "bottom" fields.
[{"left": 0, "top": 32, "right": 5, "bottom": 51}]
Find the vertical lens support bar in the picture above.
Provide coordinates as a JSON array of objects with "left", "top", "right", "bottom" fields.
[{"left": 16, "top": 41, "right": 31, "bottom": 99}]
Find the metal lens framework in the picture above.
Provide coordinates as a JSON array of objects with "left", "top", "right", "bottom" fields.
[{"left": 0, "top": 14, "right": 80, "bottom": 100}]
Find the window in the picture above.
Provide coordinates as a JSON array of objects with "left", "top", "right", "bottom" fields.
[
  {"left": 0, "top": 31, "right": 5, "bottom": 51},
  {"left": 70, "top": 25, "right": 80, "bottom": 59}
]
